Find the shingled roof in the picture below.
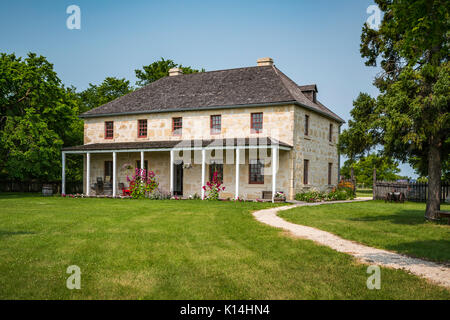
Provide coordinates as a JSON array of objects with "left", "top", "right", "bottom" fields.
[{"left": 80, "top": 65, "right": 344, "bottom": 123}]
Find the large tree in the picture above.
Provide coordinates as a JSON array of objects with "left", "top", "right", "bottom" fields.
[
  {"left": 338, "top": 93, "right": 380, "bottom": 161},
  {"left": 0, "top": 52, "right": 80, "bottom": 181},
  {"left": 341, "top": 0, "right": 449, "bottom": 219},
  {"left": 135, "top": 57, "right": 204, "bottom": 87}
]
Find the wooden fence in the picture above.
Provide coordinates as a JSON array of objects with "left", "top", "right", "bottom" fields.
[
  {"left": 373, "top": 181, "right": 449, "bottom": 203},
  {"left": 0, "top": 180, "right": 83, "bottom": 195}
]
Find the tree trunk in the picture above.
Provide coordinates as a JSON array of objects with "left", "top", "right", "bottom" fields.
[
  {"left": 425, "top": 144, "right": 441, "bottom": 220},
  {"left": 373, "top": 167, "right": 376, "bottom": 200}
]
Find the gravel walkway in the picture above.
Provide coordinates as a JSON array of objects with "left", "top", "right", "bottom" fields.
[{"left": 253, "top": 199, "right": 450, "bottom": 288}]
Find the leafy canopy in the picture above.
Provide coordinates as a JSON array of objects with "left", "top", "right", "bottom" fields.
[
  {"left": 340, "top": 154, "right": 403, "bottom": 186},
  {"left": 135, "top": 57, "right": 204, "bottom": 86},
  {"left": 0, "top": 53, "right": 80, "bottom": 181},
  {"left": 77, "top": 77, "right": 134, "bottom": 113},
  {"left": 340, "top": 0, "right": 449, "bottom": 178}
]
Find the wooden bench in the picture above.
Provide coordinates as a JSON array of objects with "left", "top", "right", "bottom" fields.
[{"left": 437, "top": 211, "right": 450, "bottom": 224}]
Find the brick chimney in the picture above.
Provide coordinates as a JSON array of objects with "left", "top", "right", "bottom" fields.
[
  {"left": 257, "top": 57, "right": 274, "bottom": 66},
  {"left": 169, "top": 67, "right": 183, "bottom": 76}
]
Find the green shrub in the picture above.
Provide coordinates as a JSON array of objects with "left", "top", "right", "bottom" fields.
[
  {"left": 295, "top": 190, "right": 326, "bottom": 202},
  {"left": 296, "top": 187, "right": 355, "bottom": 202}
]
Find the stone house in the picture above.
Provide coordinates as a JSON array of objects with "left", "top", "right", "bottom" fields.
[{"left": 61, "top": 58, "right": 344, "bottom": 200}]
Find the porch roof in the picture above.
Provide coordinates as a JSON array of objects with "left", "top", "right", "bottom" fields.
[{"left": 62, "top": 137, "right": 292, "bottom": 153}]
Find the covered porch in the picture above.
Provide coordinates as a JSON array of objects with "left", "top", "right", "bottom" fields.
[{"left": 61, "top": 138, "right": 293, "bottom": 201}]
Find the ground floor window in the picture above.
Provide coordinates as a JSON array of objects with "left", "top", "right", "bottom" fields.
[
  {"left": 303, "top": 159, "right": 309, "bottom": 185},
  {"left": 328, "top": 162, "right": 332, "bottom": 185},
  {"left": 136, "top": 160, "right": 148, "bottom": 172},
  {"left": 209, "top": 161, "right": 223, "bottom": 183},
  {"left": 249, "top": 159, "right": 264, "bottom": 184},
  {"left": 104, "top": 161, "right": 113, "bottom": 183}
]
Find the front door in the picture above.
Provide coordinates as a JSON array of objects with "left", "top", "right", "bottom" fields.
[{"left": 173, "top": 162, "right": 183, "bottom": 196}]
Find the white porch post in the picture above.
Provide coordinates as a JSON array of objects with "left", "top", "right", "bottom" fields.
[
  {"left": 61, "top": 152, "right": 66, "bottom": 195},
  {"left": 272, "top": 146, "right": 278, "bottom": 203},
  {"left": 112, "top": 152, "right": 117, "bottom": 197},
  {"left": 170, "top": 150, "right": 174, "bottom": 195},
  {"left": 86, "top": 152, "right": 90, "bottom": 196},
  {"left": 235, "top": 148, "right": 240, "bottom": 200},
  {"left": 201, "top": 149, "right": 206, "bottom": 200},
  {"left": 140, "top": 151, "right": 144, "bottom": 170}
]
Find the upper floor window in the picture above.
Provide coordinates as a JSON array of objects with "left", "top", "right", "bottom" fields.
[
  {"left": 138, "top": 119, "right": 147, "bottom": 138},
  {"left": 304, "top": 115, "right": 309, "bottom": 136},
  {"left": 210, "top": 115, "right": 221, "bottom": 134},
  {"left": 105, "top": 121, "right": 114, "bottom": 139},
  {"left": 303, "top": 159, "right": 309, "bottom": 185},
  {"left": 329, "top": 123, "right": 333, "bottom": 142},
  {"left": 251, "top": 112, "right": 263, "bottom": 133},
  {"left": 172, "top": 117, "right": 182, "bottom": 135},
  {"left": 249, "top": 159, "right": 264, "bottom": 184}
]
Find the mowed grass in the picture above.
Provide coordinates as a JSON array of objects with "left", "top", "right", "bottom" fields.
[
  {"left": 280, "top": 201, "right": 450, "bottom": 263},
  {"left": 356, "top": 189, "right": 373, "bottom": 198},
  {"left": 0, "top": 194, "right": 448, "bottom": 300}
]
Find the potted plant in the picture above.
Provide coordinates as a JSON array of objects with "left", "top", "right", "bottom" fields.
[{"left": 273, "top": 191, "right": 286, "bottom": 202}]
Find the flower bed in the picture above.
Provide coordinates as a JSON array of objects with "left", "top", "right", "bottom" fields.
[{"left": 127, "top": 168, "right": 159, "bottom": 199}]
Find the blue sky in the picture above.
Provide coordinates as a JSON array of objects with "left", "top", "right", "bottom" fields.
[{"left": 0, "top": 0, "right": 416, "bottom": 178}]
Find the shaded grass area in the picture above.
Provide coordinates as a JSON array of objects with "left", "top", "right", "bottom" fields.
[
  {"left": 280, "top": 201, "right": 450, "bottom": 263},
  {"left": 0, "top": 194, "right": 448, "bottom": 299}
]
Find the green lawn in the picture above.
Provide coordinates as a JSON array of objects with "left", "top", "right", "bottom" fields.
[
  {"left": 280, "top": 201, "right": 450, "bottom": 263},
  {"left": 0, "top": 194, "right": 448, "bottom": 299},
  {"left": 356, "top": 188, "right": 373, "bottom": 198}
]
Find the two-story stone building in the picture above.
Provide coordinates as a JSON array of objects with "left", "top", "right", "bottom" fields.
[{"left": 62, "top": 58, "right": 344, "bottom": 200}]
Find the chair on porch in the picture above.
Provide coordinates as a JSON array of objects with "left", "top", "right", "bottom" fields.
[
  {"left": 119, "top": 182, "right": 132, "bottom": 196},
  {"left": 96, "top": 177, "right": 104, "bottom": 195}
]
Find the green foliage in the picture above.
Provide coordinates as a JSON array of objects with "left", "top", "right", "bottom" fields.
[
  {"left": 77, "top": 77, "right": 134, "bottom": 113},
  {"left": 295, "top": 190, "right": 326, "bottom": 202},
  {"left": 356, "top": 0, "right": 450, "bottom": 171},
  {"left": 326, "top": 188, "right": 354, "bottom": 201},
  {"left": 338, "top": 93, "right": 380, "bottom": 161},
  {"left": 295, "top": 188, "right": 355, "bottom": 203},
  {"left": 0, "top": 52, "right": 81, "bottom": 181},
  {"left": 135, "top": 57, "right": 204, "bottom": 87},
  {"left": 202, "top": 171, "right": 225, "bottom": 200},
  {"left": 342, "top": 1, "right": 449, "bottom": 216},
  {"left": 417, "top": 176, "right": 428, "bottom": 183},
  {"left": 340, "top": 154, "right": 402, "bottom": 185},
  {"left": 127, "top": 168, "right": 159, "bottom": 199}
]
